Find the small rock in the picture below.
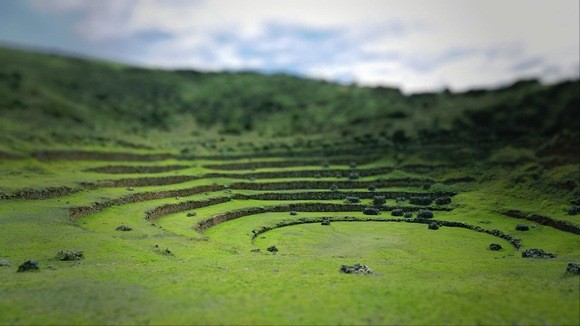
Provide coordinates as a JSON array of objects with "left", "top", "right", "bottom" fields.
[
  {"left": 186, "top": 212, "right": 197, "bottom": 217},
  {"left": 521, "top": 248, "right": 556, "bottom": 259},
  {"left": 391, "top": 209, "right": 404, "bottom": 217},
  {"left": 435, "top": 196, "right": 452, "bottom": 205},
  {"left": 175, "top": 196, "right": 180, "bottom": 200},
  {"left": 126, "top": 187, "right": 134, "bottom": 191},
  {"left": 116, "top": 225, "right": 132, "bottom": 231},
  {"left": 428, "top": 222, "right": 439, "bottom": 230},
  {"left": 348, "top": 172, "right": 360, "bottom": 180},
  {"left": 417, "top": 209, "right": 434, "bottom": 219},
  {"left": 0, "top": 259, "right": 10, "bottom": 267},
  {"left": 567, "top": 205, "right": 580, "bottom": 215},
  {"left": 17, "top": 260, "right": 39, "bottom": 272},
  {"left": 363, "top": 207, "right": 380, "bottom": 215},
  {"left": 267, "top": 245, "right": 278, "bottom": 253},
  {"left": 489, "top": 243, "right": 503, "bottom": 251},
  {"left": 515, "top": 224, "right": 529, "bottom": 231},
  {"left": 289, "top": 211, "right": 298, "bottom": 216},
  {"left": 340, "top": 263, "right": 373, "bottom": 275},
  {"left": 321, "top": 218, "right": 330, "bottom": 226},
  {"left": 566, "top": 262, "right": 580, "bottom": 275},
  {"left": 55, "top": 250, "right": 84, "bottom": 261},
  {"left": 164, "top": 248, "right": 173, "bottom": 255}
]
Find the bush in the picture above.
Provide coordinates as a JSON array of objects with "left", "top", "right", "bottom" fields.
[
  {"left": 568, "top": 205, "right": 580, "bottom": 215},
  {"left": 363, "top": 207, "right": 380, "bottom": 215},
  {"left": 515, "top": 224, "right": 529, "bottom": 231},
  {"left": 330, "top": 184, "right": 339, "bottom": 192},
  {"left": 417, "top": 209, "right": 433, "bottom": 219},
  {"left": 348, "top": 172, "right": 360, "bottom": 180},
  {"left": 489, "top": 243, "right": 502, "bottom": 251},
  {"left": 345, "top": 196, "right": 361, "bottom": 203},
  {"left": 321, "top": 218, "right": 331, "bottom": 226},
  {"left": 521, "top": 248, "right": 556, "bottom": 258},
  {"left": 367, "top": 185, "right": 376, "bottom": 192},
  {"left": 404, "top": 211, "right": 413, "bottom": 218},
  {"left": 373, "top": 196, "right": 386, "bottom": 206},
  {"left": 428, "top": 222, "right": 439, "bottom": 230}
]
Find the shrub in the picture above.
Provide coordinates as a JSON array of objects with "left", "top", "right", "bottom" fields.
[
  {"left": 428, "top": 222, "right": 439, "bottom": 230},
  {"left": 367, "top": 184, "right": 376, "bottom": 191},
  {"left": 489, "top": 243, "right": 502, "bottom": 251},
  {"left": 348, "top": 172, "right": 360, "bottom": 180},
  {"left": 515, "top": 224, "right": 529, "bottom": 231},
  {"left": 404, "top": 211, "right": 413, "bottom": 218}
]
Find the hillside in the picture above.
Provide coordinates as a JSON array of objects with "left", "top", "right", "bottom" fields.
[{"left": 0, "top": 46, "right": 578, "bottom": 153}]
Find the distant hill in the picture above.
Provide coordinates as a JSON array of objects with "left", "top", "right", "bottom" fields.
[{"left": 0, "top": 45, "right": 578, "bottom": 150}]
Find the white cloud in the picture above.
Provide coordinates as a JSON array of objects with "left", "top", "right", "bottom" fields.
[{"left": 28, "top": 0, "right": 579, "bottom": 92}]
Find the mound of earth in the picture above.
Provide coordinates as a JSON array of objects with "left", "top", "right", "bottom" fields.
[
  {"left": 521, "top": 248, "right": 556, "bottom": 259},
  {"left": 340, "top": 263, "right": 373, "bottom": 275}
]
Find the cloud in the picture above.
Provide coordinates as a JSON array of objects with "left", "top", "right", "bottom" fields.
[{"left": 24, "top": 0, "right": 580, "bottom": 92}]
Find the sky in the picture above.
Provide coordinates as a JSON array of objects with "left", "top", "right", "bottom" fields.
[{"left": 0, "top": 0, "right": 578, "bottom": 93}]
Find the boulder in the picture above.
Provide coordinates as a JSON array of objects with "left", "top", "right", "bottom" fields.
[
  {"left": 428, "top": 222, "right": 439, "bottom": 230},
  {"left": 435, "top": 196, "right": 452, "bottom": 205},
  {"left": 417, "top": 209, "right": 434, "bottom": 219},
  {"left": 391, "top": 209, "right": 404, "bottom": 217},
  {"left": 521, "top": 248, "right": 556, "bottom": 259},
  {"left": 116, "top": 225, "right": 133, "bottom": 231},
  {"left": 0, "top": 259, "right": 10, "bottom": 267},
  {"left": 515, "top": 224, "right": 529, "bottom": 231},
  {"left": 363, "top": 207, "right": 380, "bottom": 215},
  {"left": 566, "top": 262, "right": 580, "bottom": 275},
  {"left": 17, "top": 260, "right": 39, "bottom": 272},
  {"left": 340, "top": 263, "right": 373, "bottom": 275},
  {"left": 373, "top": 196, "right": 386, "bottom": 206},
  {"left": 489, "top": 243, "right": 503, "bottom": 251},
  {"left": 55, "top": 250, "right": 84, "bottom": 261}
]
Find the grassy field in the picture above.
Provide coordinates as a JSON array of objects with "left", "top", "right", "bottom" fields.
[{"left": 0, "top": 147, "right": 578, "bottom": 325}]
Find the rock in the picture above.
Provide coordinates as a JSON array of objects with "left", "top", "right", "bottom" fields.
[
  {"left": 164, "top": 248, "right": 173, "bottom": 255},
  {"left": 330, "top": 184, "right": 339, "bottom": 192},
  {"left": 348, "top": 172, "right": 360, "bottom": 180},
  {"left": 17, "top": 260, "right": 39, "bottom": 272},
  {"left": 267, "top": 245, "right": 278, "bottom": 253},
  {"left": 175, "top": 196, "right": 180, "bottom": 200},
  {"left": 289, "top": 211, "right": 298, "bottom": 216},
  {"left": 568, "top": 205, "right": 580, "bottom": 215},
  {"left": 340, "top": 263, "right": 373, "bottom": 275},
  {"left": 345, "top": 196, "right": 361, "bottom": 203},
  {"left": 116, "top": 225, "right": 132, "bottom": 231},
  {"left": 126, "top": 187, "right": 134, "bottom": 191},
  {"left": 55, "top": 250, "right": 84, "bottom": 261},
  {"left": 428, "top": 222, "right": 439, "bottom": 230},
  {"left": 410, "top": 196, "right": 433, "bottom": 205},
  {"left": 404, "top": 211, "right": 413, "bottom": 218},
  {"left": 566, "top": 262, "right": 580, "bottom": 275},
  {"left": 321, "top": 218, "right": 331, "bottom": 226},
  {"left": 391, "top": 209, "right": 404, "bottom": 217},
  {"left": 186, "top": 212, "right": 197, "bottom": 217},
  {"left": 489, "top": 243, "right": 503, "bottom": 251},
  {"left": 435, "top": 196, "right": 452, "bottom": 205},
  {"left": 363, "top": 207, "right": 380, "bottom": 215},
  {"left": 0, "top": 259, "right": 10, "bottom": 267},
  {"left": 373, "top": 196, "right": 386, "bottom": 206},
  {"left": 515, "top": 224, "right": 529, "bottom": 231},
  {"left": 367, "top": 185, "right": 376, "bottom": 192},
  {"left": 521, "top": 248, "right": 556, "bottom": 259},
  {"left": 417, "top": 209, "right": 434, "bottom": 219}
]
